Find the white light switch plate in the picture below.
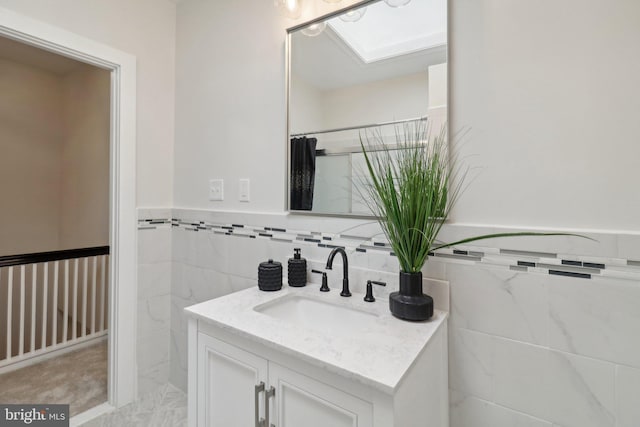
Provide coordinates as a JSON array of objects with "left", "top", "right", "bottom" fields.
[
  {"left": 209, "top": 179, "right": 224, "bottom": 201},
  {"left": 239, "top": 178, "right": 250, "bottom": 202}
]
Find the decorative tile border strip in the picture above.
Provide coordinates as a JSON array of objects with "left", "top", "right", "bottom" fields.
[
  {"left": 137, "top": 218, "right": 640, "bottom": 283},
  {"left": 137, "top": 218, "right": 172, "bottom": 230}
]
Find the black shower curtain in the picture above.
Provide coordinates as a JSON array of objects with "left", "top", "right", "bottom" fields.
[{"left": 290, "top": 137, "right": 317, "bottom": 210}]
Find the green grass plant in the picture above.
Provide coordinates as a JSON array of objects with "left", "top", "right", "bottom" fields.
[{"left": 359, "top": 121, "right": 589, "bottom": 274}]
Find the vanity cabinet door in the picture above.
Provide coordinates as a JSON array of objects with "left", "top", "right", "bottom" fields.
[
  {"left": 197, "top": 333, "right": 268, "bottom": 427},
  {"left": 268, "top": 362, "right": 373, "bottom": 427}
]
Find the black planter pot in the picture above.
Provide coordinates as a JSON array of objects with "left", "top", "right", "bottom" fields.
[{"left": 389, "top": 271, "right": 434, "bottom": 321}]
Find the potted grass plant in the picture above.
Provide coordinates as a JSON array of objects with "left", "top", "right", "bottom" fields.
[{"left": 359, "top": 122, "right": 583, "bottom": 321}]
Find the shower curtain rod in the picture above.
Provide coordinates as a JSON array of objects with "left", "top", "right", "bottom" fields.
[{"left": 290, "top": 115, "right": 428, "bottom": 138}]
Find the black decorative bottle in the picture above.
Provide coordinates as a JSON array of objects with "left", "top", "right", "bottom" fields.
[{"left": 288, "top": 248, "right": 307, "bottom": 287}]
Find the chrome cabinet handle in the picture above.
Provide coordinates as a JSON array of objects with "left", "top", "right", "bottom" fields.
[
  {"left": 265, "top": 386, "right": 276, "bottom": 427},
  {"left": 255, "top": 382, "right": 265, "bottom": 427}
]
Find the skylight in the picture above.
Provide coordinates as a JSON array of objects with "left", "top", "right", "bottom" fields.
[{"left": 327, "top": 0, "right": 446, "bottom": 64}]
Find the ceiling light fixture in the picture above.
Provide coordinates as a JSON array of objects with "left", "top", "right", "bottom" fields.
[
  {"left": 339, "top": 7, "right": 367, "bottom": 22},
  {"left": 274, "top": 0, "right": 302, "bottom": 19},
  {"left": 301, "top": 21, "right": 327, "bottom": 37},
  {"left": 384, "top": 0, "right": 411, "bottom": 7}
]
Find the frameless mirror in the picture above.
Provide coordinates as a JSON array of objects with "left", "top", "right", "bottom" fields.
[{"left": 287, "top": 0, "right": 448, "bottom": 216}]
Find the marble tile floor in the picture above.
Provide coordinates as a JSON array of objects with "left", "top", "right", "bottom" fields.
[
  {"left": 79, "top": 384, "right": 187, "bottom": 427},
  {"left": 0, "top": 339, "right": 107, "bottom": 417}
]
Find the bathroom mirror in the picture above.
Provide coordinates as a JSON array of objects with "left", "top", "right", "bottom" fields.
[{"left": 287, "top": 0, "right": 447, "bottom": 216}]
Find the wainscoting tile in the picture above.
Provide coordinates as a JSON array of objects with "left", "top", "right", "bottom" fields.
[
  {"left": 615, "top": 365, "right": 640, "bottom": 427},
  {"left": 175, "top": 264, "right": 234, "bottom": 303},
  {"left": 138, "top": 262, "right": 171, "bottom": 300},
  {"left": 450, "top": 390, "right": 552, "bottom": 427},
  {"left": 138, "top": 227, "right": 172, "bottom": 264},
  {"left": 169, "top": 328, "right": 188, "bottom": 392},
  {"left": 493, "top": 338, "right": 615, "bottom": 427},
  {"left": 169, "top": 295, "right": 189, "bottom": 340},
  {"left": 450, "top": 390, "right": 495, "bottom": 427},
  {"left": 137, "top": 328, "right": 170, "bottom": 373},
  {"left": 449, "top": 328, "right": 494, "bottom": 401},
  {"left": 548, "top": 275, "right": 640, "bottom": 369},
  {"left": 228, "top": 274, "right": 257, "bottom": 293},
  {"left": 351, "top": 247, "right": 401, "bottom": 274},
  {"left": 138, "top": 208, "right": 640, "bottom": 427},
  {"left": 223, "top": 233, "right": 277, "bottom": 279},
  {"left": 193, "top": 230, "right": 228, "bottom": 271},
  {"left": 617, "top": 233, "right": 640, "bottom": 260},
  {"left": 448, "top": 263, "right": 549, "bottom": 345},
  {"left": 490, "top": 406, "right": 552, "bottom": 427},
  {"left": 137, "top": 294, "right": 171, "bottom": 337},
  {"left": 436, "top": 225, "right": 614, "bottom": 259},
  {"left": 171, "top": 227, "right": 194, "bottom": 265},
  {"left": 424, "top": 277, "right": 450, "bottom": 312}
]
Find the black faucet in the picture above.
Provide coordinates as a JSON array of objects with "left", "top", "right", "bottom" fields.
[{"left": 325, "top": 247, "right": 351, "bottom": 297}]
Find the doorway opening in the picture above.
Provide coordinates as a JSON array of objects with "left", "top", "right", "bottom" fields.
[
  {"left": 0, "top": 35, "right": 111, "bottom": 416},
  {"left": 0, "top": 6, "right": 138, "bottom": 414}
]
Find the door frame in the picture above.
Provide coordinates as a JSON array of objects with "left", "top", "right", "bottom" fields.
[{"left": 0, "top": 7, "right": 138, "bottom": 407}]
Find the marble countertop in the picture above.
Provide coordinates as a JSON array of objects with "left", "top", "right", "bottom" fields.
[{"left": 185, "top": 285, "right": 447, "bottom": 394}]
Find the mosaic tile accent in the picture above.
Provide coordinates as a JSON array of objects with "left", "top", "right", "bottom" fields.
[
  {"left": 138, "top": 218, "right": 640, "bottom": 283},
  {"left": 137, "top": 218, "right": 172, "bottom": 230}
]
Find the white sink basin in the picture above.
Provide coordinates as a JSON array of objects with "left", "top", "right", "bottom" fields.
[{"left": 254, "top": 294, "right": 379, "bottom": 336}]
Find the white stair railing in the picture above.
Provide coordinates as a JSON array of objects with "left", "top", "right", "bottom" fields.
[{"left": 0, "top": 246, "right": 109, "bottom": 370}]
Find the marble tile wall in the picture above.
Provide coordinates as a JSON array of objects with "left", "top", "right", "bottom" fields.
[
  {"left": 138, "top": 208, "right": 640, "bottom": 427},
  {"left": 165, "top": 210, "right": 449, "bottom": 391},
  {"left": 137, "top": 209, "right": 172, "bottom": 396},
  {"left": 446, "top": 262, "right": 640, "bottom": 427}
]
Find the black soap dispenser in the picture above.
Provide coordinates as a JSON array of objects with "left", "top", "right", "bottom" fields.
[{"left": 288, "top": 248, "right": 307, "bottom": 287}]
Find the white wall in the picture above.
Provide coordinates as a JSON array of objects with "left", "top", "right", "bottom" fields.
[
  {"left": 0, "top": 0, "right": 177, "bottom": 208},
  {"left": 322, "top": 71, "right": 428, "bottom": 132},
  {"left": 174, "top": 0, "right": 640, "bottom": 233},
  {"left": 174, "top": 0, "right": 363, "bottom": 212},
  {"left": 174, "top": 0, "right": 286, "bottom": 212},
  {"left": 290, "top": 72, "right": 324, "bottom": 135},
  {"left": 428, "top": 63, "right": 447, "bottom": 108},
  {"left": 0, "top": 58, "right": 63, "bottom": 256},
  {"left": 449, "top": 0, "right": 640, "bottom": 232}
]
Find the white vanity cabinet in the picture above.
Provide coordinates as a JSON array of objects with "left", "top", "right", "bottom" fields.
[
  {"left": 196, "top": 331, "right": 373, "bottom": 427},
  {"left": 187, "top": 293, "right": 449, "bottom": 427},
  {"left": 196, "top": 332, "right": 268, "bottom": 426}
]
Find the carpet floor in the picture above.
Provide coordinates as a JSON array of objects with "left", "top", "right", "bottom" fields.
[{"left": 0, "top": 340, "right": 107, "bottom": 417}]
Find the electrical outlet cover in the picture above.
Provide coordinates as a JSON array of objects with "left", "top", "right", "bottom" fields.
[
  {"left": 239, "top": 178, "right": 250, "bottom": 202},
  {"left": 209, "top": 179, "right": 224, "bottom": 201}
]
